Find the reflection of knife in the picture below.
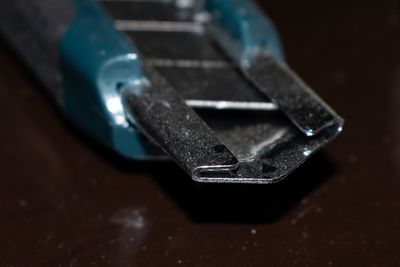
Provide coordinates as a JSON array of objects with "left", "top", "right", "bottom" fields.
[{"left": 0, "top": 0, "right": 343, "bottom": 183}]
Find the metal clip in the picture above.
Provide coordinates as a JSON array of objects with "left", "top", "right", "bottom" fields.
[{"left": 101, "top": 0, "right": 343, "bottom": 183}]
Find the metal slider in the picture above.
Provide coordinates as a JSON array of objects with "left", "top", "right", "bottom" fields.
[{"left": 101, "top": 0, "right": 343, "bottom": 183}]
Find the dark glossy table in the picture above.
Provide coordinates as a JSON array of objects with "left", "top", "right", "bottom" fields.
[{"left": 1, "top": 0, "right": 399, "bottom": 266}]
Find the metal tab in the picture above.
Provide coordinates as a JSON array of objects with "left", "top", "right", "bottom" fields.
[{"left": 244, "top": 52, "right": 343, "bottom": 136}]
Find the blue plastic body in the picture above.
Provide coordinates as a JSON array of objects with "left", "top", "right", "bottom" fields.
[
  {"left": 60, "top": 0, "right": 160, "bottom": 160},
  {"left": 59, "top": 0, "right": 285, "bottom": 160},
  {"left": 205, "top": 0, "right": 285, "bottom": 66}
]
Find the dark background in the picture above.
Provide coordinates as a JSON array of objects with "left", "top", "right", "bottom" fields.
[{"left": 1, "top": 0, "right": 399, "bottom": 266}]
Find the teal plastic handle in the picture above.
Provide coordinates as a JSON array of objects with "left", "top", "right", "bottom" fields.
[
  {"left": 60, "top": 0, "right": 164, "bottom": 160},
  {"left": 206, "top": 0, "right": 285, "bottom": 66}
]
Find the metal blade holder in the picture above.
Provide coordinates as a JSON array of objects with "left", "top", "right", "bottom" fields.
[{"left": 101, "top": 0, "right": 343, "bottom": 183}]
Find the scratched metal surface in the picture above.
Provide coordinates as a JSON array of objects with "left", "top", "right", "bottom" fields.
[{"left": 0, "top": 0, "right": 399, "bottom": 266}]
